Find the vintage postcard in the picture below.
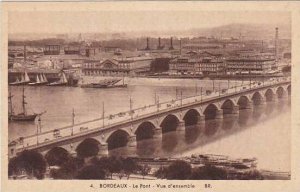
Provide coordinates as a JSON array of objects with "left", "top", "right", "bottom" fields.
[{"left": 1, "top": 1, "right": 300, "bottom": 192}]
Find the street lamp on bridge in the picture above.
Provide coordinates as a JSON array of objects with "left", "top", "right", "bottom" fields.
[
  {"left": 102, "top": 102, "right": 105, "bottom": 128},
  {"left": 201, "top": 87, "right": 203, "bottom": 102},
  {"left": 180, "top": 91, "right": 183, "bottom": 106},
  {"left": 36, "top": 116, "right": 41, "bottom": 145},
  {"left": 71, "top": 108, "right": 75, "bottom": 136}
]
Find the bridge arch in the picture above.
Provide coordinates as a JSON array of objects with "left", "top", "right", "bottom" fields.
[
  {"left": 45, "top": 147, "right": 70, "bottom": 166},
  {"left": 106, "top": 129, "right": 130, "bottom": 150},
  {"left": 183, "top": 109, "right": 201, "bottom": 127},
  {"left": 76, "top": 138, "right": 101, "bottom": 158},
  {"left": 252, "top": 91, "right": 264, "bottom": 105},
  {"left": 221, "top": 99, "right": 235, "bottom": 115},
  {"left": 134, "top": 121, "right": 156, "bottom": 141},
  {"left": 160, "top": 114, "right": 180, "bottom": 133},
  {"left": 265, "top": 88, "right": 275, "bottom": 102},
  {"left": 237, "top": 95, "right": 251, "bottom": 109},
  {"left": 203, "top": 103, "right": 220, "bottom": 120}
]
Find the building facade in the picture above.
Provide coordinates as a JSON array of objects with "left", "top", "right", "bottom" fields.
[
  {"left": 225, "top": 57, "right": 276, "bottom": 74},
  {"left": 82, "top": 59, "right": 130, "bottom": 76},
  {"left": 169, "top": 57, "right": 225, "bottom": 75},
  {"left": 82, "top": 56, "right": 153, "bottom": 76}
]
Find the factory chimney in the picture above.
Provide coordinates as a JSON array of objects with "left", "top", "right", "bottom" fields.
[
  {"left": 169, "top": 37, "right": 174, "bottom": 50},
  {"left": 275, "top": 27, "right": 279, "bottom": 61},
  {"left": 24, "top": 45, "right": 27, "bottom": 62},
  {"left": 157, "top": 37, "right": 164, "bottom": 50},
  {"left": 145, "top": 37, "right": 150, "bottom": 50},
  {"left": 158, "top": 37, "right": 161, "bottom": 47},
  {"left": 179, "top": 39, "right": 182, "bottom": 55}
]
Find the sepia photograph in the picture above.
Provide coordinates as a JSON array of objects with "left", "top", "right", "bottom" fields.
[{"left": 1, "top": 1, "right": 300, "bottom": 192}]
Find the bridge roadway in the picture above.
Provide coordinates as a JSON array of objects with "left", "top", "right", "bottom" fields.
[{"left": 8, "top": 77, "right": 291, "bottom": 158}]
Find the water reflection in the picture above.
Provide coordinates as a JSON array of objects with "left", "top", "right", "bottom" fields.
[
  {"left": 109, "top": 98, "right": 290, "bottom": 165},
  {"left": 204, "top": 119, "right": 221, "bottom": 136},
  {"left": 185, "top": 125, "right": 202, "bottom": 144},
  {"left": 161, "top": 131, "right": 179, "bottom": 153}
]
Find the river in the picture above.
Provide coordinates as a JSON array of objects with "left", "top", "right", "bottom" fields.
[{"left": 8, "top": 77, "right": 290, "bottom": 172}]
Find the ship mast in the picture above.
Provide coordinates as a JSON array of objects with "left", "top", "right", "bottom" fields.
[
  {"left": 122, "top": 73, "right": 125, "bottom": 85},
  {"left": 8, "top": 89, "right": 14, "bottom": 116},
  {"left": 22, "top": 86, "right": 27, "bottom": 115}
]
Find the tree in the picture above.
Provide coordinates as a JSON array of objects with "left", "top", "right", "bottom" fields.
[
  {"left": 139, "top": 164, "right": 151, "bottom": 179},
  {"left": 8, "top": 156, "right": 20, "bottom": 176},
  {"left": 190, "top": 165, "right": 228, "bottom": 180},
  {"left": 238, "top": 170, "right": 264, "bottom": 180},
  {"left": 154, "top": 166, "right": 167, "bottom": 179},
  {"left": 107, "top": 156, "right": 123, "bottom": 179},
  {"left": 122, "top": 157, "right": 138, "bottom": 179},
  {"left": 12, "top": 150, "right": 47, "bottom": 179},
  {"left": 76, "top": 139, "right": 100, "bottom": 158},
  {"left": 166, "top": 160, "right": 192, "bottom": 180},
  {"left": 50, "top": 156, "right": 84, "bottom": 179},
  {"left": 76, "top": 165, "right": 106, "bottom": 180}
]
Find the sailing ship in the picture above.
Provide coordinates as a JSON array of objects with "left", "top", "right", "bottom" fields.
[
  {"left": 8, "top": 87, "right": 39, "bottom": 121},
  {"left": 9, "top": 71, "right": 31, "bottom": 86},
  {"left": 47, "top": 72, "right": 68, "bottom": 86},
  {"left": 28, "top": 74, "right": 48, "bottom": 86}
]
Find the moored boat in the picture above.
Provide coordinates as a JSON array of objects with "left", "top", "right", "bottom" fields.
[
  {"left": 81, "top": 76, "right": 127, "bottom": 88},
  {"left": 28, "top": 74, "right": 48, "bottom": 86},
  {"left": 9, "top": 71, "right": 31, "bottom": 86},
  {"left": 47, "top": 72, "right": 68, "bottom": 86},
  {"left": 8, "top": 87, "right": 40, "bottom": 121}
]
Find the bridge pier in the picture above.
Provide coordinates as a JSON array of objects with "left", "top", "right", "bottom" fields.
[
  {"left": 280, "top": 91, "right": 289, "bottom": 100},
  {"left": 197, "top": 115, "right": 206, "bottom": 126},
  {"left": 128, "top": 135, "right": 137, "bottom": 147},
  {"left": 232, "top": 105, "right": 239, "bottom": 115},
  {"left": 272, "top": 94, "right": 278, "bottom": 102},
  {"left": 259, "top": 98, "right": 267, "bottom": 106},
  {"left": 245, "top": 101, "right": 254, "bottom": 110},
  {"left": 99, "top": 143, "right": 109, "bottom": 156},
  {"left": 177, "top": 120, "right": 186, "bottom": 132},
  {"left": 153, "top": 127, "right": 163, "bottom": 139},
  {"left": 215, "top": 109, "right": 223, "bottom": 119}
]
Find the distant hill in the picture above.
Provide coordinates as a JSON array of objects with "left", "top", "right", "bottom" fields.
[
  {"left": 187, "top": 23, "right": 291, "bottom": 40},
  {"left": 8, "top": 23, "right": 291, "bottom": 42}
]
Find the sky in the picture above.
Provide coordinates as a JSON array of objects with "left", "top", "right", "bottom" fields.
[{"left": 8, "top": 11, "right": 290, "bottom": 34}]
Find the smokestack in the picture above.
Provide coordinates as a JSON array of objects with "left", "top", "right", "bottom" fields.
[
  {"left": 24, "top": 45, "right": 27, "bottom": 62},
  {"left": 157, "top": 37, "right": 164, "bottom": 50},
  {"left": 169, "top": 37, "right": 174, "bottom": 50},
  {"left": 159, "top": 37, "right": 161, "bottom": 47},
  {"left": 180, "top": 39, "right": 182, "bottom": 55},
  {"left": 261, "top": 40, "right": 264, "bottom": 53},
  {"left": 145, "top": 37, "right": 150, "bottom": 50},
  {"left": 275, "top": 27, "right": 279, "bottom": 61}
]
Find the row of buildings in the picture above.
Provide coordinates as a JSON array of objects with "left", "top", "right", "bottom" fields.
[
  {"left": 169, "top": 51, "right": 279, "bottom": 75},
  {"left": 82, "top": 56, "right": 152, "bottom": 76}
]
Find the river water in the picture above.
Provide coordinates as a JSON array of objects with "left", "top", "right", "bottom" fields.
[{"left": 8, "top": 77, "right": 290, "bottom": 172}]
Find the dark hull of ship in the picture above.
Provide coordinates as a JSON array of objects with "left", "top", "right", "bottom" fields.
[
  {"left": 47, "top": 82, "right": 68, "bottom": 86},
  {"left": 81, "top": 84, "right": 127, "bottom": 88},
  {"left": 9, "top": 81, "right": 30, "bottom": 86},
  {"left": 9, "top": 114, "right": 38, "bottom": 121}
]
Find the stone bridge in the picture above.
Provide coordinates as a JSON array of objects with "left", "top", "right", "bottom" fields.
[{"left": 8, "top": 78, "right": 291, "bottom": 159}]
